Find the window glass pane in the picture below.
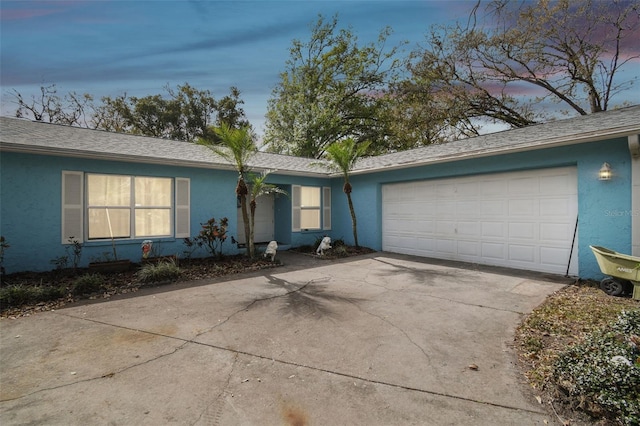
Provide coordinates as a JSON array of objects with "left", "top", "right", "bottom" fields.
[
  {"left": 86, "top": 174, "right": 175, "bottom": 240},
  {"left": 135, "top": 177, "right": 172, "bottom": 207},
  {"left": 301, "top": 187, "right": 320, "bottom": 207},
  {"left": 88, "top": 208, "right": 130, "bottom": 239},
  {"left": 135, "top": 209, "right": 171, "bottom": 237},
  {"left": 301, "top": 210, "right": 320, "bottom": 229},
  {"left": 87, "top": 175, "right": 130, "bottom": 206}
]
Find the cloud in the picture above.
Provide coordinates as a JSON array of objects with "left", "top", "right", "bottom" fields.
[
  {"left": 1, "top": 8, "right": 58, "bottom": 20},
  {"left": 0, "top": 0, "right": 87, "bottom": 21},
  {"left": 129, "top": 19, "right": 305, "bottom": 60}
]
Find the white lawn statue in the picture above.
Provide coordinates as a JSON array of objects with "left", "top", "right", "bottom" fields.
[
  {"left": 264, "top": 241, "right": 278, "bottom": 261},
  {"left": 316, "top": 236, "right": 332, "bottom": 256}
]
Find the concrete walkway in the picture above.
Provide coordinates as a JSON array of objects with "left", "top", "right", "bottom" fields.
[{"left": 0, "top": 251, "right": 569, "bottom": 425}]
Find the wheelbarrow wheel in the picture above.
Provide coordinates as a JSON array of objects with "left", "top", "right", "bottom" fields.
[{"left": 600, "top": 277, "right": 624, "bottom": 296}]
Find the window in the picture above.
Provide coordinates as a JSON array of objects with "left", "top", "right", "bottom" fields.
[
  {"left": 61, "top": 171, "right": 190, "bottom": 242},
  {"left": 292, "top": 185, "right": 331, "bottom": 231}
]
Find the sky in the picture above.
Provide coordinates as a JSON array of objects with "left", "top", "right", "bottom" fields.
[
  {"left": 1, "top": 0, "right": 639, "bottom": 140},
  {"left": 0, "top": 0, "right": 473, "bottom": 137}
]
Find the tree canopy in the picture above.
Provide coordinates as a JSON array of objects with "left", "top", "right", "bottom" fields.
[
  {"left": 9, "top": 1, "right": 638, "bottom": 154},
  {"left": 11, "top": 83, "right": 251, "bottom": 143},
  {"left": 397, "top": 0, "right": 640, "bottom": 140},
  {"left": 265, "top": 2, "right": 638, "bottom": 155},
  {"left": 264, "top": 15, "right": 403, "bottom": 159}
]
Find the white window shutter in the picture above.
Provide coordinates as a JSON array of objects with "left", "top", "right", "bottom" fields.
[
  {"left": 292, "top": 185, "right": 301, "bottom": 232},
  {"left": 61, "top": 171, "right": 83, "bottom": 243},
  {"left": 175, "top": 178, "right": 190, "bottom": 238},
  {"left": 323, "top": 186, "right": 331, "bottom": 230}
]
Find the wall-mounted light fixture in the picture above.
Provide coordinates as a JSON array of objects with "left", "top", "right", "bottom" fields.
[{"left": 599, "top": 162, "right": 612, "bottom": 181}]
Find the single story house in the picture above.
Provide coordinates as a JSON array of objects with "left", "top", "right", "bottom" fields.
[{"left": 1, "top": 105, "right": 639, "bottom": 280}]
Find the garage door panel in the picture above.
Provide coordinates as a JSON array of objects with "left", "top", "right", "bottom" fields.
[
  {"left": 540, "top": 198, "right": 572, "bottom": 216},
  {"left": 509, "top": 177, "right": 539, "bottom": 194},
  {"left": 458, "top": 221, "right": 479, "bottom": 236},
  {"left": 481, "top": 242, "right": 505, "bottom": 259},
  {"left": 482, "top": 222, "right": 505, "bottom": 238},
  {"left": 436, "top": 220, "right": 456, "bottom": 235},
  {"left": 481, "top": 180, "right": 507, "bottom": 195},
  {"left": 416, "top": 220, "right": 435, "bottom": 233},
  {"left": 541, "top": 173, "right": 574, "bottom": 194},
  {"left": 540, "top": 247, "right": 570, "bottom": 267},
  {"left": 436, "top": 183, "right": 456, "bottom": 197},
  {"left": 509, "top": 222, "right": 535, "bottom": 239},
  {"left": 458, "top": 240, "right": 479, "bottom": 256},
  {"left": 382, "top": 167, "right": 578, "bottom": 275},
  {"left": 436, "top": 202, "right": 455, "bottom": 216},
  {"left": 457, "top": 181, "right": 479, "bottom": 196},
  {"left": 402, "top": 220, "right": 419, "bottom": 233},
  {"left": 457, "top": 201, "right": 478, "bottom": 216},
  {"left": 419, "top": 202, "right": 437, "bottom": 216},
  {"left": 393, "top": 235, "right": 417, "bottom": 250},
  {"left": 436, "top": 239, "right": 456, "bottom": 254},
  {"left": 509, "top": 244, "right": 536, "bottom": 263},
  {"left": 509, "top": 198, "right": 536, "bottom": 215},
  {"left": 540, "top": 223, "right": 572, "bottom": 241},
  {"left": 417, "top": 238, "right": 436, "bottom": 252},
  {"left": 481, "top": 200, "right": 506, "bottom": 215}
]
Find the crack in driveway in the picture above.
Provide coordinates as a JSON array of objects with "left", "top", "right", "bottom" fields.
[
  {"left": 192, "top": 352, "right": 238, "bottom": 426},
  {"left": 2, "top": 265, "right": 551, "bottom": 419}
]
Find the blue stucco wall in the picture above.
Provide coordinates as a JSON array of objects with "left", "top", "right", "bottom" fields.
[
  {"left": 0, "top": 153, "right": 330, "bottom": 273},
  {"left": 0, "top": 152, "right": 237, "bottom": 272},
  {"left": 267, "top": 175, "right": 332, "bottom": 248},
  {"left": 2, "top": 136, "right": 633, "bottom": 279},
  {"left": 329, "top": 137, "right": 633, "bottom": 280}
]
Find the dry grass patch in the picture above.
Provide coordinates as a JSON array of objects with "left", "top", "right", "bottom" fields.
[{"left": 515, "top": 283, "right": 639, "bottom": 425}]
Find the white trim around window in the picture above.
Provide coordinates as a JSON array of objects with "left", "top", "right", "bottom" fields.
[
  {"left": 292, "top": 185, "right": 330, "bottom": 232},
  {"left": 61, "top": 171, "right": 190, "bottom": 242}
]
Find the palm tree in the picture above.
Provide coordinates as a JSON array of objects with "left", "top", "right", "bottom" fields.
[
  {"left": 324, "top": 138, "right": 370, "bottom": 248},
  {"left": 199, "top": 124, "right": 256, "bottom": 257},
  {"left": 248, "top": 171, "right": 288, "bottom": 258}
]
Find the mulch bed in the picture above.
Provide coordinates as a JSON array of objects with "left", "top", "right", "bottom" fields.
[
  {"left": 0, "top": 244, "right": 377, "bottom": 318},
  {"left": 0, "top": 255, "right": 280, "bottom": 318}
]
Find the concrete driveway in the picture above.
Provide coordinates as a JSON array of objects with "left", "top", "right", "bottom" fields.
[{"left": 0, "top": 252, "right": 568, "bottom": 425}]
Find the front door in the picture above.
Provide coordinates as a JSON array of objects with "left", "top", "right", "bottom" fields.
[{"left": 237, "top": 193, "right": 275, "bottom": 244}]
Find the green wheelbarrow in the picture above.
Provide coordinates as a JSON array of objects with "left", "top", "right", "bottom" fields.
[{"left": 590, "top": 246, "right": 640, "bottom": 300}]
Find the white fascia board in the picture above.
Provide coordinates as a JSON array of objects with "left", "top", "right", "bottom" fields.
[
  {"left": 0, "top": 143, "right": 333, "bottom": 178},
  {"left": 349, "top": 126, "right": 640, "bottom": 176}
]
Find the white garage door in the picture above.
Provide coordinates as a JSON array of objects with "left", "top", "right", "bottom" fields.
[{"left": 382, "top": 167, "right": 578, "bottom": 275}]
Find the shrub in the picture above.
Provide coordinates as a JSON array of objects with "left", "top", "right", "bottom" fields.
[
  {"left": 553, "top": 309, "right": 640, "bottom": 425},
  {"left": 137, "top": 259, "right": 181, "bottom": 283},
  {"left": 0, "top": 283, "right": 65, "bottom": 309},
  {"left": 333, "top": 244, "right": 348, "bottom": 257},
  {"left": 0, "top": 284, "right": 34, "bottom": 307},
  {"left": 71, "top": 273, "right": 105, "bottom": 295}
]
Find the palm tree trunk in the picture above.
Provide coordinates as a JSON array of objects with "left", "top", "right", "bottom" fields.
[
  {"left": 249, "top": 201, "right": 256, "bottom": 258},
  {"left": 240, "top": 195, "right": 251, "bottom": 257},
  {"left": 347, "top": 192, "right": 359, "bottom": 247}
]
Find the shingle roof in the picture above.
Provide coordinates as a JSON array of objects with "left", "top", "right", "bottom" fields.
[
  {"left": 353, "top": 105, "right": 640, "bottom": 173},
  {"left": 2, "top": 105, "right": 639, "bottom": 177},
  {"left": 0, "top": 117, "right": 329, "bottom": 176}
]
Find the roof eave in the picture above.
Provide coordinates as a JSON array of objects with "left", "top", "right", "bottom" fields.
[
  {"left": 0, "top": 143, "right": 332, "bottom": 178},
  {"left": 351, "top": 125, "right": 640, "bottom": 175}
]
